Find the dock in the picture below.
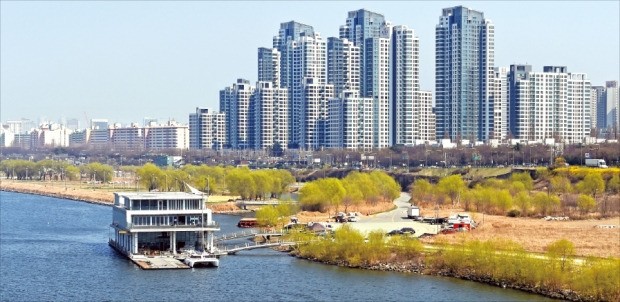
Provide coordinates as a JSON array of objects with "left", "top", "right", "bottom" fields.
[{"left": 131, "top": 255, "right": 190, "bottom": 270}]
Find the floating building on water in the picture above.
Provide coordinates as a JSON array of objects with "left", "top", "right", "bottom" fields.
[{"left": 109, "top": 191, "right": 221, "bottom": 269}]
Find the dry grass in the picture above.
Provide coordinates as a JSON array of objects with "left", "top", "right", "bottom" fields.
[
  {"left": 296, "top": 201, "right": 395, "bottom": 223},
  {"left": 420, "top": 206, "right": 620, "bottom": 258},
  {"left": 1, "top": 179, "right": 115, "bottom": 204}
]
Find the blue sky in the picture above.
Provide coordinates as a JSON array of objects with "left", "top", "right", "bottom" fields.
[{"left": 1, "top": 1, "right": 619, "bottom": 126}]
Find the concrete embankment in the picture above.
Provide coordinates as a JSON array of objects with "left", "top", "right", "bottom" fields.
[{"left": 0, "top": 180, "right": 114, "bottom": 207}]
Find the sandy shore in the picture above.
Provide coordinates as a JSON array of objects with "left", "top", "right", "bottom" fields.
[
  {"left": 0, "top": 179, "right": 249, "bottom": 213},
  {"left": 1, "top": 179, "right": 115, "bottom": 206}
]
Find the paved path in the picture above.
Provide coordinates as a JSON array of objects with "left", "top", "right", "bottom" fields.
[
  {"left": 343, "top": 192, "right": 441, "bottom": 237},
  {"left": 360, "top": 192, "right": 412, "bottom": 223}
]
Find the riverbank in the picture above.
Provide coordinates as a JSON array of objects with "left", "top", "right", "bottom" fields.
[
  {"left": 0, "top": 179, "right": 114, "bottom": 206},
  {"left": 0, "top": 179, "right": 249, "bottom": 213},
  {"left": 289, "top": 250, "right": 590, "bottom": 301}
]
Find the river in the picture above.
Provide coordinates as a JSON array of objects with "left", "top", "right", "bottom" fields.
[{"left": 0, "top": 191, "right": 554, "bottom": 301}]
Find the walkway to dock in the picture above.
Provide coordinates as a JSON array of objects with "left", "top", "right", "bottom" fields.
[
  {"left": 217, "top": 240, "right": 295, "bottom": 255},
  {"left": 214, "top": 229, "right": 283, "bottom": 242}
]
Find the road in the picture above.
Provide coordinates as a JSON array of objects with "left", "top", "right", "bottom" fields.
[
  {"left": 360, "top": 192, "right": 412, "bottom": 223},
  {"left": 345, "top": 192, "right": 441, "bottom": 236}
]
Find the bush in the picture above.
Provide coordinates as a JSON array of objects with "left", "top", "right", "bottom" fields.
[{"left": 507, "top": 209, "right": 521, "bottom": 217}]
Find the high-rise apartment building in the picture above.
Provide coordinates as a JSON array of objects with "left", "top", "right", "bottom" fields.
[
  {"left": 257, "top": 47, "right": 281, "bottom": 87},
  {"left": 249, "top": 82, "right": 289, "bottom": 150},
  {"left": 604, "top": 81, "right": 619, "bottom": 135},
  {"left": 327, "top": 37, "right": 360, "bottom": 97},
  {"left": 300, "top": 78, "right": 334, "bottom": 149},
  {"left": 591, "top": 86, "right": 605, "bottom": 134},
  {"left": 509, "top": 65, "right": 591, "bottom": 144},
  {"left": 435, "top": 6, "right": 495, "bottom": 142},
  {"left": 340, "top": 9, "right": 393, "bottom": 148},
  {"left": 189, "top": 108, "right": 226, "bottom": 150},
  {"left": 88, "top": 119, "right": 111, "bottom": 145},
  {"left": 592, "top": 81, "right": 619, "bottom": 138},
  {"left": 391, "top": 25, "right": 420, "bottom": 146},
  {"left": 110, "top": 124, "right": 144, "bottom": 151},
  {"left": 327, "top": 90, "right": 373, "bottom": 150},
  {"left": 491, "top": 67, "right": 508, "bottom": 140},
  {"left": 144, "top": 121, "right": 189, "bottom": 150},
  {"left": 272, "top": 21, "right": 326, "bottom": 148},
  {"left": 417, "top": 91, "right": 436, "bottom": 142},
  {"left": 220, "top": 79, "right": 255, "bottom": 149}
]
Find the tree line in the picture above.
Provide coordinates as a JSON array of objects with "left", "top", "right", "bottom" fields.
[
  {"left": 410, "top": 168, "right": 620, "bottom": 217},
  {"left": 135, "top": 163, "right": 295, "bottom": 199},
  {"left": 1, "top": 159, "right": 296, "bottom": 200},
  {"left": 298, "top": 170, "right": 401, "bottom": 214},
  {"left": 0, "top": 159, "right": 113, "bottom": 182}
]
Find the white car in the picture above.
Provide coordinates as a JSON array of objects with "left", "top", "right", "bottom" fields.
[{"left": 347, "top": 216, "right": 359, "bottom": 222}]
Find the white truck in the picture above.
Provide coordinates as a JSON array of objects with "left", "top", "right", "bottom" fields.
[
  {"left": 585, "top": 159, "right": 608, "bottom": 168},
  {"left": 407, "top": 206, "right": 420, "bottom": 219}
]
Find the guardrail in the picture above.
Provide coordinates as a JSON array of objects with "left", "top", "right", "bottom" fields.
[{"left": 125, "top": 222, "right": 220, "bottom": 229}]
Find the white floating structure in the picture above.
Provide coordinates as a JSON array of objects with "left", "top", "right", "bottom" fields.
[{"left": 109, "top": 191, "right": 220, "bottom": 268}]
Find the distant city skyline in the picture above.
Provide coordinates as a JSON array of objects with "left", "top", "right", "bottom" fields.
[{"left": 2, "top": 1, "right": 619, "bottom": 125}]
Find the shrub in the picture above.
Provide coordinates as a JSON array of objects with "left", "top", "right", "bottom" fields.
[{"left": 506, "top": 209, "right": 521, "bottom": 217}]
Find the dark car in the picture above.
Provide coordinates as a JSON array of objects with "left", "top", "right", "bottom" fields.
[
  {"left": 400, "top": 227, "right": 416, "bottom": 234},
  {"left": 387, "top": 229, "right": 404, "bottom": 236}
]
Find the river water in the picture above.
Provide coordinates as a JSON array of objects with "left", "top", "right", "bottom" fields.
[{"left": 0, "top": 191, "right": 554, "bottom": 301}]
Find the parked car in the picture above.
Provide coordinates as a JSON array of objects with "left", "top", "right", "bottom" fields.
[
  {"left": 387, "top": 229, "right": 404, "bottom": 236},
  {"left": 400, "top": 227, "right": 416, "bottom": 234}
]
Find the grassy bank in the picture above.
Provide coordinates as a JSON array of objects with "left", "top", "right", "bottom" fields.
[{"left": 288, "top": 225, "right": 620, "bottom": 302}]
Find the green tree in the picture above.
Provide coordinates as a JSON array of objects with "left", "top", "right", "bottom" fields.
[
  {"left": 576, "top": 194, "right": 597, "bottom": 214},
  {"left": 510, "top": 172, "right": 533, "bottom": 190},
  {"left": 493, "top": 189, "right": 513, "bottom": 214},
  {"left": 508, "top": 180, "right": 527, "bottom": 196},
  {"left": 64, "top": 165, "right": 81, "bottom": 181},
  {"left": 513, "top": 191, "right": 531, "bottom": 216},
  {"left": 369, "top": 171, "right": 401, "bottom": 201},
  {"left": 344, "top": 171, "right": 379, "bottom": 204},
  {"left": 164, "top": 168, "right": 190, "bottom": 192},
  {"left": 552, "top": 156, "right": 567, "bottom": 168},
  {"left": 607, "top": 174, "right": 620, "bottom": 194},
  {"left": 299, "top": 181, "right": 326, "bottom": 211},
  {"left": 576, "top": 173, "right": 605, "bottom": 198},
  {"left": 315, "top": 178, "right": 346, "bottom": 215},
  {"left": 550, "top": 175, "right": 572, "bottom": 195},
  {"left": 255, "top": 206, "right": 280, "bottom": 227},
  {"left": 546, "top": 239, "right": 574, "bottom": 272},
  {"left": 436, "top": 175, "right": 466, "bottom": 206},
  {"left": 341, "top": 178, "right": 364, "bottom": 213},
  {"left": 225, "top": 167, "right": 256, "bottom": 199},
  {"left": 82, "top": 162, "right": 114, "bottom": 183},
  {"left": 251, "top": 170, "right": 271, "bottom": 200},
  {"left": 550, "top": 175, "right": 572, "bottom": 214},
  {"left": 410, "top": 179, "right": 433, "bottom": 205},
  {"left": 136, "top": 163, "right": 165, "bottom": 191},
  {"left": 266, "top": 169, "right": 295, "bottom": 198},
  {"left": 532, "top": 192, "right": 560, "bottom": 216}
]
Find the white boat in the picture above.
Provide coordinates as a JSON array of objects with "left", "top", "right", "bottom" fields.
[{"left": 184, "top": 252, "right": 220, "bottom": 268}]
